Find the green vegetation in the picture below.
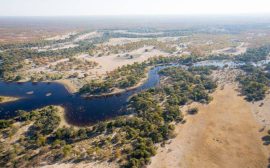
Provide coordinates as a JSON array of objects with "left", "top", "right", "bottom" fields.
[
  {"left": 0, "top": 31, "right": 110, "bottom": 80},
  {"left": 0, "top": 120, "right": 13, "bottom": 129},
  {"left": 235, "top": 46, "right": 270, "bottom": 63},
  {"left": 187, "top": 107, "right": 199, "bottom": 115},
  {"left": 100, "top": 39, "right": 177, "bottom": 54},
  {"left": 0, "top": 106, "right": 61, "bottom": 167},
  {"left": 80, "top": 55, "right": 204, "bottom": 96},
  {"left": 0, "top": 64, "right": 216, "bottom": 168},
  {"left": 80, "top": 62, "right": 148, "bottom": 95},
  {"left": 237, "top": 64, "right": 270, "bottom": 101}
]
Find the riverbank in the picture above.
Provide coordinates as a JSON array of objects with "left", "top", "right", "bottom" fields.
[
  {"left": 53, "top": 105, "right": 81, "bottom": 129},
  {"left": 54, "top": 106, "right": 71, "bottom": 128},
  {"left": 2, "top": 78, "right": 79, "bottom": 94},
  {"left": 0, "top": 96, "right": 19, "bottom": 104},
  {"left": 149, "top": 84, "right": 269, "bottom": 168},
  {"left": 55, "top": 79, "right": 78, "bottom": 94},
  {"left": 81, "top": 67, "right": 150, "bottom": 98}
]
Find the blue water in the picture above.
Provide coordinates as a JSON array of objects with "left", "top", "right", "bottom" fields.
[
  {"left": 0, "top": 65, "right": 166, "bottom": 126},
  {"left": 1, "top": 59, "right": 269, "bottom": 126}
]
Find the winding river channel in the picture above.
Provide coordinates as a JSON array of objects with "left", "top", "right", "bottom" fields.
[
  {"left": 0, "top": 65, "right": 168, "bottom": 126},
  {"left": 0, "top": 60, "right": 269, "bottom": 126}
]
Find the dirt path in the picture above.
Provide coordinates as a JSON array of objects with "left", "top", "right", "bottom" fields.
[{"left": 149, "top": 84, "right": 269, "bottom": 168}]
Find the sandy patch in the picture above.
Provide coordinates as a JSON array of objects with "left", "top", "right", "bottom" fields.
[
  {"left": 45, "top": 32, "right": 77, "bottom": 41},
  {"left": 55, "top": 79, "right": 78, "bottom": 93},
  {"left": 86, "top": 47, "right": 169, "bottom": 76},
  {"left": 83, "top": 67, "right": 150, "bottom": 98},
  {"left": 39, "top": 161, "right": 118, "bottom": 168},
  {"left": 2, "top": 122, "right": 32, "bottom": 147},
  {"left": 149, "top": 84, "right": 268, "bottom": 168},
  {"left": 74, "top": 31, "right": 102, "bottom": 42},
  {"left": 0, "top": 96, "right": 20, "bottom": 104},
  {"left": 53, "top": 106, "right": 72, "bottom": 129},
  {"left": 211, "top": 42, "right": 247, "bottom": 56},
  {"left": 113, "top": 30, "right": 164, "bottom": 36},
  {"left": 103, "top": 37, "right": 150, "bottom": 46}
]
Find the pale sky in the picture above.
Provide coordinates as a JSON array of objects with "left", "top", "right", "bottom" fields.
[{"left": 0, "top": 0, "right": 270, "bottom": 16}]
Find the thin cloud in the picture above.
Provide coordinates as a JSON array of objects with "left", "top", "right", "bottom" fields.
[{"left": 0, "top": 0, "right": 270, "bottom": 16}]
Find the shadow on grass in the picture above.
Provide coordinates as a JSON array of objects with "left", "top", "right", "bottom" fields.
[{"left": 262, "top": 135, "right": 270, "bottom": 145}]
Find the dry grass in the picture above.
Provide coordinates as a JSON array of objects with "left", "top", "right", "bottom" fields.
[{"left": 149, "top": 84, "right": 269, "bottom": 168}]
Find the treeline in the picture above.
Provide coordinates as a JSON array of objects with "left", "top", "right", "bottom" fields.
[
  {"left": 79, "top": 62, "right": 148, "bottom": 95},
  {"left": 0, "top": 32, "right": 111, "bottom": 80},
  {"left": 0, "top": 106, "right": 60, "bottom": 167},
  {"left": 0, "top": 31, "right": 93, "bottom": 51},
  {"left": 79, "top": 66, "right": 217, "bottom": 167},
  {"left": 159, "top": 66, "right": 217, "bottom": 104},
  {"left": 122, "top": 66, "right": 216, "bottom": 167},
  {"left": 79, "top": 55, "right": 204, "bottom": 96},
  {"left": 237, "top": 64, "right": 270, "bottom": 101},
  {"left": 96, "top": 39, "right": 177, "bottom": 54},
  {"left": 148, "top": 55, "right": 201, "bottom": 65},
  {"left": 235, "top": 46, "right": 270, "bottom": 63},
  {"left": 0, "top": 64, "right": 217, "bottom": 168},
  {"left": 106, "top": 29, "right": 189, "bottom": 39}
]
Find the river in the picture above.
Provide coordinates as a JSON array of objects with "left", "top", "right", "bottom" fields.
[
  {"left": 0, "top": 65, "right": 166, "bottom": 126},
  {"left": 0, "top": 59, "right": 269, "bottom": 126}
]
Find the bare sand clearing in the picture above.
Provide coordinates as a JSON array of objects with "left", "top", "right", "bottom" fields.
[
  {"left": 102, "top": 37, "right": 149, "bottom": 46},
  {"left": 40, "top": 162, "right": 118, "bottom": 168},
  {"left": 87, "top": 47, "right": 168, "bottom": 76},
  {"left": 56, "top": 79, "right": 78, "bottom": 93},
  {"left": 211, "top": 42, "right": 247, "bottom": 56},
  {"left": 54, "top": 106, "right": 72, "bottom": 128},
  {"left": 149, "top": 84, "right": 269, "bottom": 168},
  {"left": 45, "top": 32, "right": 77, "bottom": 41},
  {"left": 74, "top": 31, "right": 102, "bottom": 42},
  {"left": 0, "top": 96, "right": 20, "bottom": 104}
]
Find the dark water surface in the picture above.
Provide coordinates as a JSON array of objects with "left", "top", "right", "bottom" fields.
[
  {"left": 0, "top": 66, "right": 166, "bottom": 126},
  {"left": 1, "top": 59, "right": 269, "bottom": 126}
]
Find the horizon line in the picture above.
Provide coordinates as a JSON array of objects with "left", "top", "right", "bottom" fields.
[{"left": 1, "top": 13, "right": 270, "bottom": 17}]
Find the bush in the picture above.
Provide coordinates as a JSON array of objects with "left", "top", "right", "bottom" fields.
[{"left": 187, "top": 107, "right": 199, "bottom": 115}]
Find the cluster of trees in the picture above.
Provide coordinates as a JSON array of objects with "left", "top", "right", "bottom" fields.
[
  {"left": 79, "top": 62, "right": 148, "bottom": 95},
  {"left": 0, "top": 31, "right": 110, "bottom": 80},
  {"left": 148, "top": 56, "right": 183, "bottom": 65},
  {"left": 120, "top": 66, "right": 216, "bottom": 167},
  {"left": 117, "top": 39, "right": 177, "bottom": 53},
  {"left": 80, "top": 55, "right": 206, "bottom": 96},
  {"left": 0, "top": 120, "right": 12, "bottom": 129},
  {"left": 265, "top": 63, "right": 270, "bottom": 71},
  {"left": 108, "top": 29, "right": 190, "bottom": 39},
  {"left": 0, "top": 45, "right": 94, "bottom": 80},
  {"left": 52, "top": 58, "right": 98, "bottom": 72},
  {"left": 0, "top": 106, "right": 94, "bottom": 167},
  {"left": 237, "top": 64, "right": 270, "bottom": 101},
  {"left": 16, "top": 106, "right": 61, "bottom": 147},
  {"left": 0, "top": 106, "right": 59, "bottom": 166},
  {"left": 0, "top": 64, "right": 217, "bottom": 167},
  {"left": 235, "top": 46, "right": 270, "bottom": 63},
  {"left": 0, "top": 31, "right": 94, "bottom": 51},
  {"left": 96, "top": 39, "right": 177, "bottom": 54},
  {"left": 159, "top": 66, "right": 217, "bottom": 104}
]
